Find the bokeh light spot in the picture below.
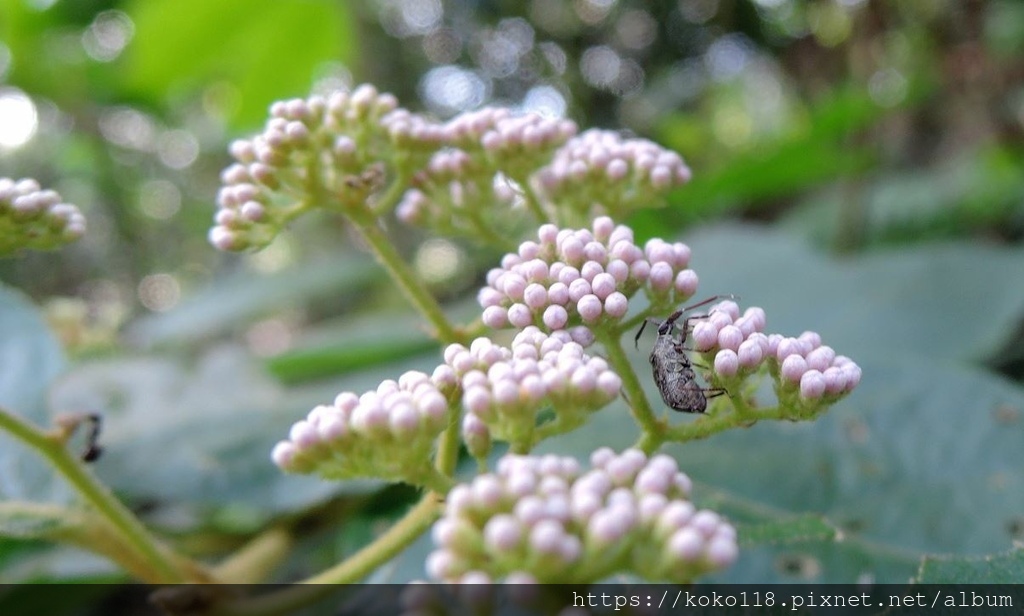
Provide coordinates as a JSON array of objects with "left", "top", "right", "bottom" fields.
[
  {"left": 420, "top": 65, "right": 489, "bottom": 116},
  {"left": 138, "top": 273, "right": 181, "bottom": 312},
  {"left": 415, "top": 238, "right": 463, "bottom": 285},
  {"left": 158, "top": 129, "right": 200, "bottom": 169},
  {"left": 868, "top": 68, "right": 908, "bottom": 107},
  {"left": 82, "top": 10, "right": 134, "bottom": 62},
  {"left": 138, "top": 179, "right": 182, "bottom": 220},
  {"left": 521, "top": 85, "right": 568, "bottom": 117},
  {"left": 0, "top": 88, "right": 38, "bottom": 149}
]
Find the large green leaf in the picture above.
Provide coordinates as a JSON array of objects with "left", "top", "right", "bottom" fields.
[
  {"left": 780, "top": 146, "right": 1024, "bottom": 245},
  {"left": 121, "top": 0, "right": 355, "bottom": 128},
  {"left": 266, "top": 310, "right": 438, "bottom": 384},
  {"left": 0, "top": 283, "right": 69, "bottom": 504},
  {"left": 48, "top": 345, "right": 443, "bottom": 515},
  {"left": 530, "top": 225, "right": 1024, "bottom": 582},
  {"left": 681, "top": 224, "right": 1024, "bottom": 362},
  {"left": 915, "top": 548, "right": 1024, "bottom": 583},
  {"left": 126, "top": 256, "right": 379, "bottom": 349}
]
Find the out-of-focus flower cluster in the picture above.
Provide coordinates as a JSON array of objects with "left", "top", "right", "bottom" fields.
[
  {"left": 271, "top": 370, "right": 451, "bottom": 486},
  {"left": 397, "top": 107, "right": 576, "bottom": 239},
  {"left": 425, "top": 448, "right": 737, "bottom": 584},
  {"left": 211, "top": 84, "right": 699, "bottom": 253},
  {"left": 535, "top": 129, "right": 692, "bottom": 222},
  {"left": 479, "top": 216, "right": 698, "bottom": 336},
  {"left": 688, "top": 300, "right": 862, "bottom": 411},
  {"left": 212, "top": 84, "right": 447, "bottom": 251},
  {"left": 435, "top": 328, "right": 621, "bottom": 456},
  {"left": 0, "top": 178, "right": 86, "bottom": 256}
]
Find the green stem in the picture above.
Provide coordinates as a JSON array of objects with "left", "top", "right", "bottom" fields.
[
  {"left": 517, "top": 180, "right": 550, "bottom": 223},
  {"left": 211, "top": 495, "right": 443, "bottom": 616},
  {"left": 434, "top": 400, "right": 463, "bottom": 478},
  {"left": 347, "top": 207, "right": 461, "bottom": 344},
  {"left": 211, "top": 526, "right": 292, "bottom": 584},
  {"left": 419, "top": 467, "right": 457, "bottom": 493},
  {"left": 0, "top": 407, "right": 188, "bottom": 583},
  {"left": 369, "top": 168, "right": 411, "bottom": 217},
  {"left": 663, "top": 405, "right": 787, "bottom": 443},
  {"left": 595, "top": 328, "right": 664, "bottom": 444}
]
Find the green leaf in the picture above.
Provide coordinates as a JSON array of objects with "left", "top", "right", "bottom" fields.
[
  {"left": 915, "top": 548, "right": 1024, "bottom": 583},
  {"left": 266, "top": 311, "right": 437, "bottom": 384},
  {"left": 665, "top": 354, "right": 1024, "bottom": 568},
  {"left": 0, "top": 544, "right": 122, "bottom": 583},
  {"left": 681, "top": 224, "right": 1024, "bottom": 362},
  {"left": 126, "top": 256, "right": 379, "bottom": 348},
  {"left": 48, "top": 346, "right": 443, "bottom": 515},
  {"left": 0, "top": 283, "right": 69, "bottom": 504},
  {"left": 780, "top": 146, "right": 1024, "bottom": 244},
  {"left": 121, "top": 0, "right": 356, "bottom": 128},
  {"left": 534, "top": 225, "right": 1024, "bottom": 582},
  {"left": 0, "top": 503, "right": 76, "bottom": 540}
]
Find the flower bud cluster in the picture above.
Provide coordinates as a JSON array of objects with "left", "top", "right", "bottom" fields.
[
  {"left": 534, "top": 129, "right": 692, "bottom": 220},
  {"left": 396, "top": 108, "right": 576, "bottom": 234},
  {"left": 444, "top": 107, "right": 577, "bottom": 176},
  {"left": 212, "top": 84, "right": 447, "bottom": 251},
  {"left": 0, "top": 178, "right": 86, "bottom": 256},
  {"left": 690, "top": 300, "right": 862, "bottom": 404},
  {"left": 271, "top": 370, "right": 451, "bottom": 486},
  {"left": 479, "top": 217, "right": 699, "bottom": 335},
  {"left": 445, "top": 328, "right": 622, "bottom": 455},
  {"left": 426, "top": 448, "right": 737, "bottom": 584}
]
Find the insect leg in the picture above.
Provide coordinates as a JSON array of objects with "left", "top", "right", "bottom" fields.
[{"left": 704, "top": 388, "right": 728, "bottom": 400}]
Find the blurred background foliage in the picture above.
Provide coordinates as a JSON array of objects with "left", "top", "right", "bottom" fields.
[{"left": 2, "top": 0, "right": 1024, "bottom": 588}]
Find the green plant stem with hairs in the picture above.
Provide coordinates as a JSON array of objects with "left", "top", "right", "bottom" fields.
[
  {"left": 0, "top": 407, "right": 195, "bottom": 583},
  {"left": 595, "top": 328, "right": 664, "bottom": 452},
  {"left": 344, "top": 189, "right": 463, "bottom": 345}
]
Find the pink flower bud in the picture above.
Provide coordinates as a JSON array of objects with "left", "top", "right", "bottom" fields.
[
  {"left": 543, "top": 305, "right": 569, "bottom": 330},
  {"left": 518, "top": 240, "right": 540, "bottom": 260},
  {"left": 629, "top": 259, "right": 651, "bottom": 282},
  {"left": 271, "top": 441, "right": 297, "bottom": 468},
  {"left": 606, "top": 259, "right": 629, "bottom": 283},
  {"left": 606, "top": 158, "right": 628, "bottom": 180},
  {"left": 577, "top": 294, "right": 603, "bottom": 323},
  {"left": 822, "top": 366, "right": 848, "bottom": 395},
  {"left": 692, "top": 320, "right": 719, "bottom": 351},
  {"left": 580, "top": 260, "right": 604, "bottom": 282},
  {"left": 798, "top": 331, "right": 822, "bottom": 349},
  {"left": 717, "top": 325, "right": 744, "bottom": 352},
  {"left": 737, "top": 338, "right": 764, "bottom": 368},
  {"left": 523, "top": 283, "right": 548, "bottom": 309},
  {"left": 649, "top": 262, "right": 674, "bottom": 292},
  {"left": 482, "top": 306, "right": 509, "bottom": 329},
  {"left": 776, "top": 337, "right": 803, "bottom": 361},
  {"left": 590, "top": 272, "right": 617, "bottom": 300},
  {"left": 559, "top": 235, "right": 585, "bottom": 263},
  {"left": 806, "top": 345, "right": 836, "bottom": 372},
  {"left": 568, "top": 278, "right": 592, "bottom": 302},
  {"left": 502, "top": 273, "right": 527, "bottom": 301},
  {"left": 714, "top": 349, "right": 739, "bottom": 377},
  {"left": 569, "top": 326, "right": 595, "bottom": 347},
  {"left": 800, "top": 370, "right": 826, "bottom": 399},
  {"left": 674, "top": 269, "right": 699, "bottom": 297},
  {"left": 668, "top": 527, "right": 704, "bottom": 560},
  {"left": 781, "top": 355, "right": 808, "bottom": 384},
  {"left": 507, "top": 303, "right": 534, "bottom": 328},
  {"left": 592, "top": 216, "right": 614, "bottom": 240},
  {"left": 547, "top": 281, "right": 569, "bottom": 305}
]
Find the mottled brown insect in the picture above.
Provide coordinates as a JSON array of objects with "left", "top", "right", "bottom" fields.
[{"left": 635, "top": 296, "right": 732, "bottom": 413}]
